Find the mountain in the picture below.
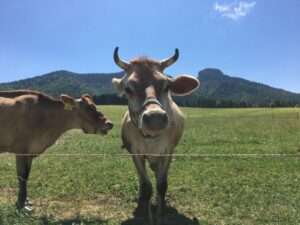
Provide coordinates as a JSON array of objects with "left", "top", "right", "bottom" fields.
[
  {"left": 196, "top": 68, "right": 300, "bottom": 106},
  {"left": 0, "top": 69, "right": 299, "bottom": 107},
  {"left": 0, "top": 70, "right": 123, "bottom": 97}
]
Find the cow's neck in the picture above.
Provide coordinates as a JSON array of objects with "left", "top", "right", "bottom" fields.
[
  {"left": 25, "top": 106, "right": 83, "bottom": 155},
  {"left": 43, "top": 106, "right": 81, "bottom": 137},
  {"left": 60, "top": 110, "right": 81, "bottom": 131}
]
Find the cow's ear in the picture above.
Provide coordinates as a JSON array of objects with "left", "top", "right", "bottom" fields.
[
  {"left": 170, "top": 75, "right": 200, "bottom": 96},
  {"left": 61, "top": 94, "right": 77, "bottom": 110},
  {"left": 81, "top": 94, "right": 93, "bottom": 103},
  {"left": 82, "top": 93, "right": 92, "bottom": 100},
  {"left": 112, "top": 78, "right": 124, "bottom": 96}
]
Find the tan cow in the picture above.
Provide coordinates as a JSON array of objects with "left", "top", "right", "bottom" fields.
[
  {"left": 112, "top": 47, "right": 200, "bottom": 225},
  {"left": 0, "top": 90, "right": 113, "bottom": 212}
]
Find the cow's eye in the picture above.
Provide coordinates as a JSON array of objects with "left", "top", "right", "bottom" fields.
[
  {"left": 125, "top": 87, "right": 133, "bottom": 95},
  {"left": 98, "top": 112, "right": 104, "bottom": 117},
  {"left": 86, "top": 105, "right": 94, "bottom": 112}
]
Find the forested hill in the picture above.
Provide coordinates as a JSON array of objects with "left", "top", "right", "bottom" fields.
[
  {"left": 0, "top": 70, "right": 123, "bottom": 97},
  {"left": 194, "top": 69, "right": 300, "bottom": 107},
  {"left": 1, "top": 69, "right": 300, "bottom": 107}
]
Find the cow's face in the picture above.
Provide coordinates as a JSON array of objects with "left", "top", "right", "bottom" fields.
[
  {"left": 112, "top": 47, "right": 199, "bottom": 137},
  {"left": 61, "top": 94, "right": 113, "bottom": 135}
]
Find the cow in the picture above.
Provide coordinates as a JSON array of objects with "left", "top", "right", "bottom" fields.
[
  {"left": 112, "top": 47, "right": 200, "bottom": 225},
  {"left": 0, "top": 90, "right": 113, "bottom": 212}
]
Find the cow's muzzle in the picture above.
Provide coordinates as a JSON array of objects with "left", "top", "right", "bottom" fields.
[
  {"left": 139, "top": 98, "right": 168, "bottom": 131},
  {"left": 100, "top": 120, "right": 114, "bottom": 135}
]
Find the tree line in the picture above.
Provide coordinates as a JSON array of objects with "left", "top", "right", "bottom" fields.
[{"left": 93, "top": 94, "right": 300, "bottom": 108}]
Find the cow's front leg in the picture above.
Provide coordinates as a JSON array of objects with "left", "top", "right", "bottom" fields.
[
  {"left": 154, "top": 156, "right": 172, "bottom": 225},
  {"left": 132, "top": 155, "right": 153, "bottom": 225},
  {"left": 15, "top": 155, "right": 33, "bottom": 212}
]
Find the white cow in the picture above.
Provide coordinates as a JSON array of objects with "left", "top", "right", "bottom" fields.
[{"left": 112, "top": 47, "right": 200, "bottom": 225}]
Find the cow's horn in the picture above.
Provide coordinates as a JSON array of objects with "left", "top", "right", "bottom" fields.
[
  {"left": 160, "top": 48, "right": 179, "bottom": 70},
  {"left": 114, "top": 47, "right": 130, "bottom": 70}
]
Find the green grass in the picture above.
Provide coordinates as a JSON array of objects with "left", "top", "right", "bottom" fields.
[{"left": 1, "top": 107, "right": 300, "bottom": 225}]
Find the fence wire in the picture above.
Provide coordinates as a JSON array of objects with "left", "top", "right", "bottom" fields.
[{"left": 1, "top": 153, "right": 300, "bottom": 158}]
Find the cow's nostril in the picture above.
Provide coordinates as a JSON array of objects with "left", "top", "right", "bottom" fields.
[
  {"left": 142, "top": 112, "right": 168, "bottom": 130},
  {"left": 143, "top": 113, "right": 152, "bottom": 125},
  {"left": 161, "top": 113, "right": 168, "bottom": 124},
  {"left": 105, "top": 121, "right": 114, "bottom": 130}
]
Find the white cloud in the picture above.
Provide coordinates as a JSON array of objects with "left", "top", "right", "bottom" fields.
[{"left": 214, "top": 1, "right": 256, "bottom": 20}]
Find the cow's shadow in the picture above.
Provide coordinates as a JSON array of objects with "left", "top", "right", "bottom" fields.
[{"left": 121, "top": 205, "right": 200, "bottom": 225}]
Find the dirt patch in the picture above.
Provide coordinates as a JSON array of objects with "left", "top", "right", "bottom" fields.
[
  {"left": 0, "top": 190, "right": 131, "bottom": 221},
  {"left": 0, "top": 187, "right": 16, "bottom": 204},
  {"left": 36, "top": 195, "right": 130, "bottom": 221},
  {"left": 0, "top": 188, "right": 199, "bottom": 224}
]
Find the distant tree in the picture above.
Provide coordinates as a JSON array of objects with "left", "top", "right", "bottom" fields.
[{"left": 93, "top": 94, "right": 127, "bottom": 105}]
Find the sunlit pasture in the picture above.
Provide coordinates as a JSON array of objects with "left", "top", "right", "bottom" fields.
[{"left": 1, "top": 106, "right": 300, "bottom": 225}]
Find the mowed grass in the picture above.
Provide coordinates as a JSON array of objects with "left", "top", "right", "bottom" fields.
[{"left": 1, "top": 106, "right": 300, "bottom": 225}]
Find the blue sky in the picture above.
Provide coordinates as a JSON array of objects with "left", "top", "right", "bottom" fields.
[{"left": 0, "top": 0, "right": 299, "bottom": 92}]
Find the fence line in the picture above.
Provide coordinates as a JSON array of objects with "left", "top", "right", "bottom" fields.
[
  {"left": 1, "top": 153, "right": 300, "bottom": 158},
  {"left": 187, "top": 114, "right": 300, "bottom": 120}
]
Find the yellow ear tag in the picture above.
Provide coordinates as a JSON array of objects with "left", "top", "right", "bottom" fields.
[{"left": 64, "top": 103, "right": 73, "bottom": 111}]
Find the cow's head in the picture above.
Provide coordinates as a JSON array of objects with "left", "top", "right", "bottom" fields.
[
  {"left": 112, "top": 47, "right": 199, "bottom": 137},
  {"left": 61, "top": 94, "right": 113, "bottom": 135}
]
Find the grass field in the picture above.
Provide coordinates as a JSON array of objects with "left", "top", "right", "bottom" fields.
[{"left": 1, "top": 106, "right": 300, "bottom": 225}]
